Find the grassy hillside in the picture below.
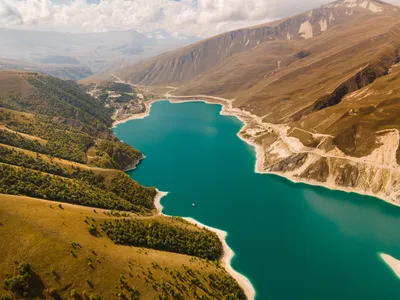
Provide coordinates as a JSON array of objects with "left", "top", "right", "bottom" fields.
[
  {"left": 292, "top": 63, "right": 400, "bottom": 158},
  {"left": 0, "top": 70, "right": 246, "bottom": 299},
  {"left": 0, "top": 71, "right": 141, "bottom": 169},
  {"left": 0, "top": 106, "right": 155, "bottom": 212},
  {"left": 0, "top": 195, "right": 243, "bottom": 299}
]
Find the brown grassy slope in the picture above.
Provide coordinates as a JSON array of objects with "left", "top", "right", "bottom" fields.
[
  {"left": 0, "top": 194, "right": 236, "bottom": 299},
  {"left": 179, "top": 13, "right": 400, "bottom": 122},
  {"left": 291, "top": 64, "right": 400, "bottom": 158},
  {"left": 0, "top": 70, "right": 35, "bottom": 99},
  {"left": 114, "top": 0, "right": 400, "bottom": 132},
  {"left": 0, "top": 72, "right": 246, "bottom": 298}
]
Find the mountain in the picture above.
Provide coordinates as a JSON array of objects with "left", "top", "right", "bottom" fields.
[
  {"left": 0, "top": 70, "right": 244, "bottom": 299},
  {"left": 115, "top": 0, "right": 400, "bottom": 204},
  {"left": 0, "top": 28, "right": 199, "bottom": 79},
  {"left": 0, "top": 58, "right": 93, "bottom": 80},
  {"left": 116, "top": 0, "right": 399, "bottom": 87}
]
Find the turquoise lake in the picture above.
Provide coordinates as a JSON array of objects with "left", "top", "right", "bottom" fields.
[{"left": 114, "top": 100, "right": 400, "bottom": 300}]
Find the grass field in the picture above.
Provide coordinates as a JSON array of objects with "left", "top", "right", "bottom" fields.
[{"left": 0, "top": 194, "right": 240, "bottom": 299}]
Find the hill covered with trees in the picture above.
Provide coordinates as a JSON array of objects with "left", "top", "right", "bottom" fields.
[{"left": 0, "top": 70, "right": 245, "bottom": 299}]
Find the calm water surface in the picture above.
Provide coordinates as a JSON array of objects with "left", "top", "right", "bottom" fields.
[{"left": 114, "top": 101, "right": 400, "bottom": 300}]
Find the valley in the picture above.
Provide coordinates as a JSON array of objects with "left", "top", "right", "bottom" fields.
[
  {"left": 3, "top": 0, "right": 400, "bottom": 299},
  {"left": 108, "top": 0, "right": 400, "bottom": 207},
  {"left": 112, "top": 100, "right": 400, "bottom": 300}
]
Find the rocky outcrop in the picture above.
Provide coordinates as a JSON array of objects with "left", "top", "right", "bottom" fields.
[
  {"left": 254, "top": 127, "right": 400, "bottom": 204},
  {"left": 312, "top": 48, "right": 400, "bottom": 111},
  {"left": 121, "top": 154, "right": 145, "bottom": 172}
]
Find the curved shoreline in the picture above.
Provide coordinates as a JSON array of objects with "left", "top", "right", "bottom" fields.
[
  {"left": 114, "top": 104, "right": 257, "bottom": 299},
  {"left": 112, "top": 96, "right": 400, "bottom": 207},
  {"left": 153, "top": 189, "right": 256, "bottom": 300},
  {"left": 380, "top": 253, "right": 400, "bottom": 279},
  {"left": 112, "top": 97, "right": 398, "bottom": 299}
]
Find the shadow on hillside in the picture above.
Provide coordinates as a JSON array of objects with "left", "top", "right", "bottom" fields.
[{"left": 29, "top": 270, "right": 46, "bottom": 299}]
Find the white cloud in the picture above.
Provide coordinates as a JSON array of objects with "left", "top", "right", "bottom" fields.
[
  {"left": 0, "top": 0, "right": 23, "bottom": 25},
  {"left": 1, "top": 0, "right": 400, "bottom": 37},
  {"left": 0, "top": 0, "right": 277, "bottom": 37}
]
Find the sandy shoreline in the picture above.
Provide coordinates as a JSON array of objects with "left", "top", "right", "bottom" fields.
[
  {"left": 380, "top": 253, "right": 400, "bottom": 279},
  {"left": 153, "top": 189, "right": 256, "bottom": 300}
]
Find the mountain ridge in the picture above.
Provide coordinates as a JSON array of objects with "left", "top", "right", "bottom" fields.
[{"left": 116, "top": 0, "right": 400, "bottom": 86}]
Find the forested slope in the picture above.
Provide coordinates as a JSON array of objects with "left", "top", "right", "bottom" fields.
[
  {"left": 0, "top": 70, "right": 246, "bottom": 299},
  {"left": 0, "top": 71, "right": 155, "bottom": 211}
]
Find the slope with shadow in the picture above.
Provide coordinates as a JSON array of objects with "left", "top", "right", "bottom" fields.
[{"left": 0, "top": 194, "right": 243, "bottom": 299}]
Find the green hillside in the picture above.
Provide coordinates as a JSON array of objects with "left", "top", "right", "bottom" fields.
[{"left": 0, "top": 71, "right": 245, "bottom": 299}]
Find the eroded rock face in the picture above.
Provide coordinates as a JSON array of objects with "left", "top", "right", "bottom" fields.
[
  {"left": 299, "top": 157, "right": 330, "bottom": 183},
  {"left": 312, "top": 53, "right": 400, "bottom": 111},
  {"left": 397, "top": 145, "right": 400, "bottom": 165},
  {"left": 117, "top": 0, "right": 399, "bottom": 91},
  {"left": 264, "top": 147, "right": 400, "bottom": 204},
  {"left": 334, "top": 163, "right": 359, "bottom": 187},
  {"left": 246, "top": 121, "right": 400, "bottom": 205},
  {"left": 268, "top": 153, "right": 308, "bottom": 173}
]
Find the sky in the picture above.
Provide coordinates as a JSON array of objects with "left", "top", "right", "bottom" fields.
[{"left": 1, "top": 0, "right": 400, "bottom": 38}]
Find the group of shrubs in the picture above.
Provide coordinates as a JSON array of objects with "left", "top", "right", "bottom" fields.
[
  {"left": 0, "top": 164, "right": 140, "bottom": 212},
  {"left": 3, "top": 262, "right": 31, "bottom": 297},
  {"left": 101, "top": 219, "right": 223, "bottom": 260}
]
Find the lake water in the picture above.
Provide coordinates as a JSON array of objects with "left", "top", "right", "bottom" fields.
[{"left": 113, "top": 100, "right": 400, "bottom": 300}]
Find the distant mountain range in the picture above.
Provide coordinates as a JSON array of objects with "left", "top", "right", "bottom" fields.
[
  {"left": 0, "top": 28, "right": 198, "bottom": 80},
  {"left": 0, "top": 58, "right": 93, "bottom": 81}
]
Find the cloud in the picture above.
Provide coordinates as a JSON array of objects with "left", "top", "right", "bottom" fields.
[
  {"left": 0, "top": 0, "right": 23, "bottom": 25},
  {"left": 2, "top": 0, "right": 400, "bottom": 37},
  {"left": 0, "top": 0, "right": 273, "bottom": 36}
]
